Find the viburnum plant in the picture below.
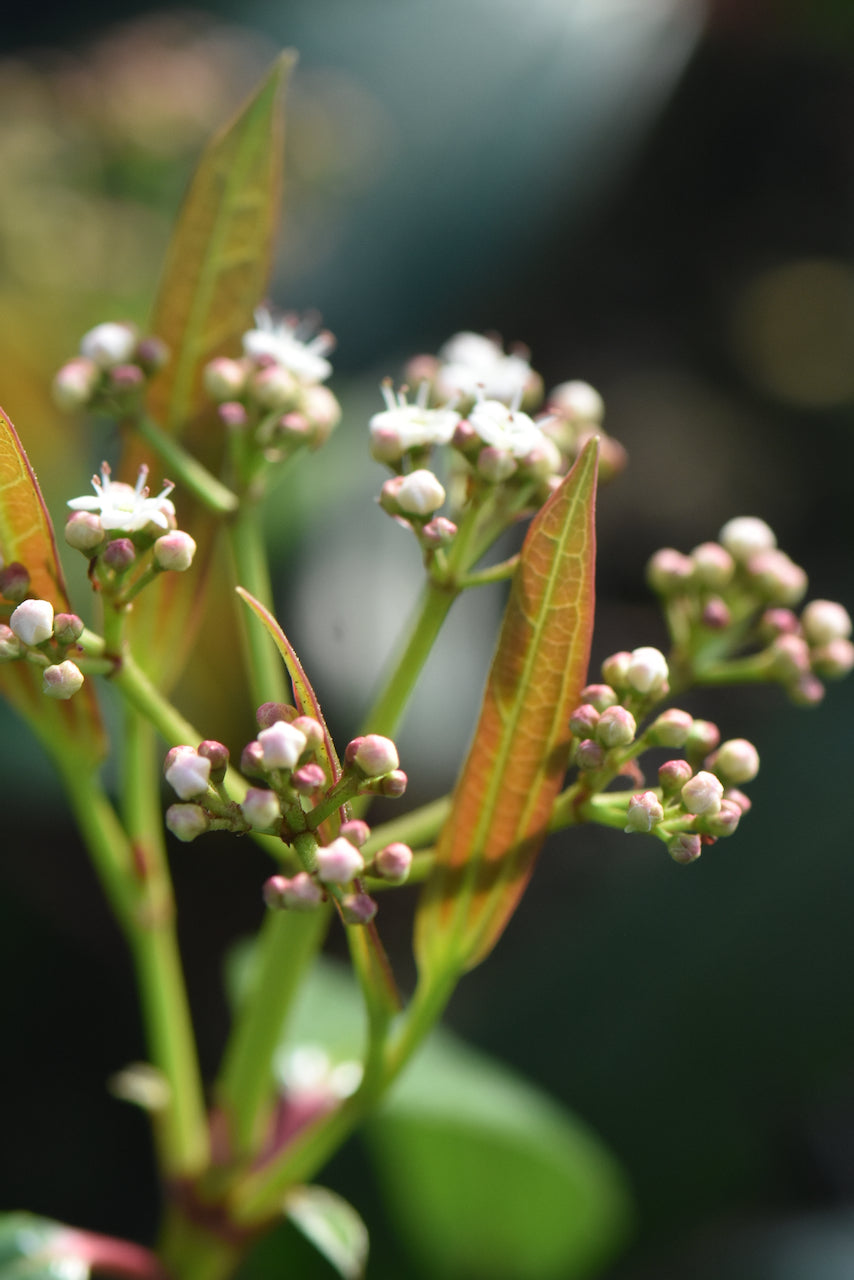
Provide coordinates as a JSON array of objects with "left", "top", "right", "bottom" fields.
[{"left": 2, "top": 54, "right": 851, "bottom": 1280}]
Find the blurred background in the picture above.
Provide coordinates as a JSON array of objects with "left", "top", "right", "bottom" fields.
[{"left": 2, "top": 0, "right": 854, "bottom": 1277}]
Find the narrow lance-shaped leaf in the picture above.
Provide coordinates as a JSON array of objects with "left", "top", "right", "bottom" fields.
[
  {"left": 415, "top": 438, "right": 598, "bottom": 978},
  {"left": 0, "top": 408, "right": 106, "bottom": 764},
  {"left": 123, "top": 53, "right": 293, "bottom": 686}
]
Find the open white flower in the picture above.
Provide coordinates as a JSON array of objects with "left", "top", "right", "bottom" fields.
[
  {"left": 243, "top": 307, "right": 334, "bottom": 384},
  {"left": 68, "top": 463, "right": 175, "bottom": 533},
  {"left": 369, "top": 381, "right": 460, "bottom": 454},
  {"left": 468, "top": 398, "right": 548, "bottom": 459},
  {"left": 437, "top": 330, "right": 534, "bottom": 404}
]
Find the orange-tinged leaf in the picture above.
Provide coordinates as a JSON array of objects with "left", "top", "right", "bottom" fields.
[
  {"left": 124, "top": 53, "right": 293, "bottom": 687},
  {"left": 415, "top": 439, "right": 599, "bottom": 978},
  {"left": 0, "top": 407, "right": 106, "bottom": 764}
]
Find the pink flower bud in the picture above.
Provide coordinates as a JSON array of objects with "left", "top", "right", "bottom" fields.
[
  {"left": 203, "top": 357, "right": 247, "bottom": 402},
  {"left": 346, "top": 734, "right": 400, "bottom": 777},
  {"left": 303, "top": 384, "right": 342, "bottom": 443},
  {"left": 53, "top": 613, "right": 85, "bottom": 644},
  {"left": 256, "top": 702, "right": 296, "bottom": 729},
  {"left": 166, "top": 804, "right": 210, "bottom": 842},
  {"left": 251, "top": 364, "right": 300, "bottom": 411},
  {"left": 690, "top": 542, "right": 734, "bottom": 589},
  {"left": 801, "top": 599, "right": 852, "bottom": 645},
  {"left": 624, "top": 792, "right": 664, "bottom": 834},
  {"left": 339, "top": 820, "right": 371, "bottom": 848},
  {"left": 316, "top": 837, "right": 366, "bottom": 885},
  {"left": 719, "top": 516, "right": 776, "bottom": 560},
  {"left": 580, "top": 684, "right": 618, "bottom": 711},
  {"left": 340, "top": 892, "right": 378, "bottom": 925},
  {"left": 42, "top": 660, "right": 84, "bottom": 700},
  {"left": 646, "top": 548, "right": 694, "bottom": 594},
  {"left": 395, "top": 469, "right": 446, "bottom": 516},
  {"left": 421, "top": 516, "right": 458, "bottom": 547},
  {"left": 108, "top": 364, "right": 144, "bottom": 392},
  {"left": 712, "top": 738, "right": 759, "bottom": 785},
  {"left": 135, "top": 336, "right": 169, "bottom": 373},
  {"left": 154, "top": 531, "right": 197, "bottom": 572},
  {"left": 241, "top": 788, "right": 281, "bottom": 830},
  {"left": 595, "top": 705, "right": 637, "bottom": 748},
  {"left": 373, "top": 841, "right": 413, "bottom": 883},
  {"left": 659, "top": 758, "right": 694, "bottom": 796},
  {"left": 103, "top": 538, "right": 136, "bottom": 571},
  {"left": 80, "top": 321, "right": 137, "bottom": 368},
  {"left": 477, "top": 446, "right": 517, "bottom": 483},
  {"left": 370, "top": 425, "right": 405, "bottom": 464},
  {"left": 747, "top": 549, "right": 808, "bottom": 605},
  {"left": 725, "top": 788, "right": 752, "bottom": 814},
  {"left": 811, "top": 638, "right": 854, "bottom": 680},
  {"left": 290, "top": 715, "right": 325, "bottom": 751},
  {"left": 65, "top": 511, "right": 105, "bottom": 553},
  {"left": 575, "top": 738, "right": 606, "bottom": 770},
  {"left": 771, "top": 633, "right": 811, "bottom": 680},
  {"left": 548, "top": 380, "right": 604, "bottom": 423},
  {"left": 219, "top": 401, "right": 249, "bottom": 429},
  {"left": 649, "top": 709, "right": 694, "bottom": 748},
  {"left": 257, "top": 720, "right": 308, "bottom": 770},
  {"left": 52, "top": 357, "right": 100, "bottom": 410},
  {"left": 569, "top": 704, "right": 600, "bottom": 738},
  {"left": 787, "top": 672, "right": 825, "bottom": 706},
  {"left": 292, "top": 762, "right": 327, "bottom": 796},
  {"left": 164, "top": 746, "right": 211, "bottom": 800},
  {"left": 685, "top": 719, "right": 720, "bottom": 765},
  {"left": 703, "top": 799, "right": 742, "bottom": 837},
  {"left": 240, "top": 741, "right": 266, "bottom": 777},
  {"left": 10, "top": 599, "right": 54, "bottom": 647},
  {"left": 701, "top": 597, "right": 731, "bottom": 630},
  {"left": 601, "top": 651, "right": 632, "bottom": 688},
  {"left": 365, "top": 769, "right": 408, "bottom": 797},
  {"left": 0, "top": 625, "right": 22, "bottom": 659},
  {"left": 681, "top": 770, "right": 724, "bottom": 816},
  {"left": 759, "top": 607, "right": 800, "bottom": 641},
  {"left": 451, "top": 419, "right": 479, "bottom": 453},
  {"left": 0, "top": 562, "right": 31, "bottom": 603},
  {"left": 198, "top": 740, "right": 229, "bottom": 783},
  {"left": 668, "top": 832, "right": 702, "bottom": 864},
  {"left": 268, "top": 871, "right": 325, "bottom": 911},
  {"left": 626, "top": 646, "right": 669, "bottom": 695}
]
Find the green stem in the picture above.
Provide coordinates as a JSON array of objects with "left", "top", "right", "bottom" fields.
[
  {"left": 136, "top": 413, "right": 238, "bottom": 516},
  {"left": 216, "top": 906, "right": 331, "bottom": 1156},
  {"left": 226, "top": 499, "right": 289, "bottom": 708}
]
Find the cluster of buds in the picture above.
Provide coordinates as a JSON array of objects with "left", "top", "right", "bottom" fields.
[
  {"left": 64, "top": 464, "right": 196, "bottom": 604},
  {"left": 164, "top": 706, "right": 412, "bottom": 927},
  {"left": 52, "top": 322, "right": 169, "bottom": 414},
  {"left": 202, "top": 307, "right": 341, "bottom": 463},
  {"left": 567, "top": 645, "right": 760, "bottom": 863},
  {"left": 0, "top": 580, "right": 86, "bottom": 699},
  {"left": 647, "top": 516, "right": 853, "bottom": 703}
]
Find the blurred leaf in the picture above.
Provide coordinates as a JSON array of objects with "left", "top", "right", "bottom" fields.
[
  {"left": 0, "top": 408, "right": 106, "bottom": 764},
  {"left": 0, "top": 1215, "right": 75, "bottom": 1280},
  {"left": 367, "top": 1033, "right": 633, "bottom": 1280},
  {"left": 415, "top": 439, "right": 598, "bottom": 977},
  {"left": 124, "top": 53, "right": 293, "bottom": 687},
  {"left": 285, "top": 1186, "right": 369, "bottom": 1280}
]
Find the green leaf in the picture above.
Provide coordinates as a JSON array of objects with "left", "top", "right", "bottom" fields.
[
  {"left": 123, "top": 54, "right": 293, "bottom": 686},
  {"left": 285, "top": 1186, "right": 369, "bottom": 1280},
  {"left": 0, "top": 408, "right": 106, "bottom": 765},
  {"left": 0, "top": 1215, "right": 76, "bottom": 1280},
  {"left": 367, "top": 1034, "right": 633, "bottom": 1280},
  {"left": 415, "top": 439, "right": 598, "bottom": 977}
]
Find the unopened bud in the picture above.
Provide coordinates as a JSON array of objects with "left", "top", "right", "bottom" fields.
[
  {"left": 421, "top": 516, "right": 458, "bottom": 547},
  {"left": 601, "top": 651, "right": 631, "bottom": 689},
  {"left": 668, "top": 832, "right": 702, "bottom": 864},
  {"left": 154, "top": 531, "right": 196, "bottom": 572},
  {"left": 596, "top": 705, "right": 637, "bottom": 748},
  {"left": 747, "top": 549, "right": 808, "bottom": 605},
  {"left": 219, "top": 401, "right": 249, "bottom": 429},
  {"left": 372, "top": 841, "right": 413, "bottom": 883},
  {"left": 0, "top": 562, "right": 31, "bottom": 603},
  {"left": 346, "top": 734, "right": 400, "bottom": 777},
  {"left": 801, "top": 599, "right": 852, "bottom": 646},
  {"left": 52, "top": 357, "right": 100, "bottom": 410},
  {"left": 203, "top": 357, "right": 247, "bottom": 402},
  {"left": 251, "top": 364, "right": 300, "bottom": 411},
  {"left": 0, "top": 624, "right": 22, "bottom": 659},
  {"left": 725, "top": 788, "right": 752, "bottom": 814},
  {"left": 711, "top": 738, "right": 759, "bottom": 785},
  {"left": 787, "top": 672, "right": 825, "bottom": 706},
  {"left": 303, "top": 384, "right": 342, "bottom": 443},
  {"left": 691, "top": 542, "right": 734, "bottom": 589},
  {"left": 42, "top": 660, "right": 84, "bottom": 700},
  {"left": 198, "top": 740, "right": 229, "bottom": 783},
  {"left": 759, "top": 608, "right": 800, "bottom": 641},
  {"left": 256, "top": 702, "right": 295, "bottom": 729},
  {"left": 811, "top": 638, "right": 854, "bottom": 680},
  {"left": 626, "top": 646, "right": 669, "bottom": 695},
  {"left": 241, "top": 788, "right": 281, "bottom": 831},
  {"left": 659, "top": 758, "right": 694, "bottom": 796},
  {"left": 681, "top": 770, "right": 724, "bottom": 816},
  {"left": 292, "top": 762, "right": 326, "bottom": 795},
  {"left": 702, "top": 799, "right": 742, "bottom": 837},
  {"left": 135, "top": 336, "right": 169, "bottom": 373},
  {"left": 548, "top": 379, "right": 604, "bottom": 424},
  {"left": 365, "top": 769, "right": 408, "bottom": 797},
  {"left": 108, "top": 364, "right": 144, "bottom": 393},
  {"left": 575, "top": 738, "right": 606, "bottom": 770},
  {"left": 569, "top": 704, "right": 600, "bottom": 738},
  {"left": 10, "top": 598, "right": 53, "bottom": 647},
  {"left": 80, "top": 321, "right": 137, "bottom": 368},
  {"left": 477, "top": 446, "right": 517, "bottom": 483},
  {"left": 580, "top": 683, "right": 618, "bottom": 712},
  {"left": 103, "top": 538, "right": 136, "bottom": 572},
  {"left": 240, "top": 741, "right": 266, "bottom": 778},
  {"left": 685, "top": 719, "right": 720, "bottom": 766},
  {"left": 65, "top": 511, "right": 105, "bottom": 553},
  {"left": 316, "top": 837, "right": 365, "bottom": 885},
  {"left": 263, "top": 871, "right": 325, "bottom": 911},
  {"left": 164, "top": 746, "right": 211, "bottom": 800},
  {"left": 257, "top": 720, "right": 308, "bottom": 771},
  {"left": 166, "top": 804, "right": 210, "bottom": 842},
  {"left": 771, "top": 633, "right": 811, "bottom": 680},
  {"left": 646, "top": 548, "right": 694, "bottom": 594},
  {"left": 340, "top": 892, "right": 378, "bottom": 925},
  {"left": 648, "top": 709, "right": 693, "bottom": 748},
  {"left": 339, "top": 820, "right": 371, "bottom": 848},
  {"left": 370, "top": 425, "right": 404, "bottom": 464},
  {"left": 701, "top": 598, "right": 731, "bottom": 630},
  {"left": 624, "top": 791, "right": 664, "bottom": 834},
  {"left": 53, "top": 613, "right": 85, "bottom": 644},
  {"left": 719, "top": 516, "right": 776, "bottom": 560},
  {"left": 396, "top": 469, "right": 446, "bottom": 516}
]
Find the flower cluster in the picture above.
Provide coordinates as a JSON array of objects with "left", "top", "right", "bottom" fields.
[
  {"left": 164, "top": 705, "right": 412, "bottom": 926},
  {"left": 647, "top": 516, "right": 853, "bottom": 703},
  {"left": 202, "top": 307, "right": 341, "bottom": 463},
  {"left": 53, "top": 322, "right": 169, "bottom": 413},
  {"left": 0, "top": 589, "right": 86, "bottom": 700}
]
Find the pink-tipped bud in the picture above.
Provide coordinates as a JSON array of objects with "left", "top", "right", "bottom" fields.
[
  {"left": 42, "top": 660, "right": 85, "bottom": 700},
  {"left": 771, "top": 633, "right": 811, "bottom": 681},
  {"left": 575, "top": 738, "right": 606, "bottom": 770},
  {"left": 303, "top": 384, "right": 342, "bottom": 442},
  {"left": 108, "top": 363, "right": 144, "bottom": 392},
  {"left": 292, "top": 762, "right": 327, "bottom": 796},
  {"left": 203, "top": 357, "right": 247, "bottom": 402},
  {"left": 10, "top": 598, "right": 53, "bottom": 647},
  {"left": 373, "top": 841, "right": 414, "bottom": 883},
  {"left": 811, "top": 638, "right": 854, "bottom": 680},
  {"left": 380, "top": 475, "right": 406, "bottom": 514},
  {"left": 759, "top": 607, "right": 800, "bottom": 641},
  {"left": 365, "top": 769, "right": 408, "bottom": 798},
  {"left": 0, "top": 625, "right": 22, "bottom": 660},
  {"left": 339, "top": 820, "right": 371, "bottom": 848},
  {"left": 624, "top": 791, "right": 664, "bottom": 834},
  {"left": 198, "top": 740, "right": 229, "bottom": 783},
  {"left": 316, "top": 837, "right": 365, "bottom": 885},
  {"left": 0, "top": 562, "right": 31, "bottom": 603},
  {"left": 719, "top": 515, "right": 776, "bottom": 560},
  {"left": 725, "top": 788, "right": 752, "bottom": 814},
  {"left": 477, "top": 446, "right": 517, "bottom": 483},
  {"left": 549, "top": 379, "right": 604, "bottom": 423},
  {"left": 240, "top": 741, "right": 266, "bottom": 777},
  {"left": 251, "top": 364, "right": 300, "bottom": 411},
  {"left": 340, "top": 892, "right": 378, "bottom": 925},
  {"left": 668, "top": 832, "right": 702, "bottom": 864},
  {"left": 681, "top": 770, "right": 724, "bottom": 816},
  {"left": 257, "top": 720, "right": 308, "bottom": 771},
  {"left": 264, "top": 871, "right": 324, "bottom": 911},
  {"left": 601, "top": 651, "right": 632, "bottom": 689},
  {"left": 700, "top": 598, "right": 731, "bottom": 631},
  {"left": 595, "top": 705, "right": 637, "bottom": 749},
  {"left": 65, "top": 511, "right": 105, "bottom": 553},
  {"left": 154, "top": 531, "right": 196, "bottom": 572},
  {"left": 702, "top": 799, "right": 742, "bottom": 837},
  {"left": 164, "top": 746, "right": 211, "bottom": 800},
  {"left": 256, "top": 702, "right": 296, "bottom": 729},
  {"left": 421, "top": 516, "right": 458, "bottom": 547},
  {"left": 659, "top": 758, "right": 694, "bottom": 796},
  {"left": 685, "top": 719, "right": 720, "bottom": 765},
  {"left": 80, "top": 321, "right": 137, "bottom": 369},
  {"left": 646, "top": 548, "right": 695, "bottom": 594},
  {"left": 626, "top": 646, "right": 669, "bottom": 695},
  {"left": 241, "top": 788, "right": 281, "bottom": 831},
  {"left": 396, "top": 469, "right": 446, "bottom": 516},
  {"left": 52, "top": 357, "right": 100, "bottom": 410},
  {"left": 289, "top": 716, "right": 325, "bottom": 752},
  {"left": 580, "top": 684, "right": 618, "bottom": 712},
  {"left": 219, "top": 401, "right": 249, "bottom": 429},
  {"left": 801, "top": 599, "right": 852, "bottom": 646},
  {"left": 346, "top": 734, "right": 400, "bottom": 777},
  {"left": 53, "top": 613, "right": 85, "bottom": 644},
  {"left": 103, "top": 538, "right": 136, "bottom": 571},
  {"left": 370, "top": 425, "right": 405, "bottom": 464},
  {"left": 711, "top": 738, "right": 760, "bottom": 785},
  {"left": 569, "top": 704, "right": 600, "bottom": 738},
  {"left": 166, "top": 804, "right": 210, "bottom": 842},
  {"left": 649, "top": 709, "right": 694, "bottom": 748},
  {"left": 747, "top": 548, "right": 808, "bottom": 605},
  {"left": 691, "top": 542, "right": 734, "bottom": 589},
  {"left": 787, "top": 672, "right": 825, "bottom": 706}
]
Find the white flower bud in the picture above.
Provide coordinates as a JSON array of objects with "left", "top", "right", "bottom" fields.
[
  {"left": 203, "top": 357, "right": 247, "bottom": 402},
  {"left": 10, "top": 599, "right": 54, "bottom": 647},
  {"left": 154, "top": 531, "right": 197, "bottom": 572},
  {"left": 166, "top": 804, "right": 210, "bottom": 842},
  {"left": 80, "top": 322, "right": 137, "bottom": 369},
  {"left": 0, "top": 624, "right": 22, "bottom": 660},
  {"left": 263, "top": 872, "right": 325, "bottom": 911},
  {"left": 719, "top": 516, "right": 776, "bottom": 561},
  {"left": 347, "top": 734, "right": 400, "bottom": 777},
  {"left": 164, "top": 746, "right": 211, "bottom": 800},
  {"left": 626, "top": 646, "right": 669, "bottom": 695},
  {"left": 241, "top": 788, "right": 281, "bottom": 830},
  {"left": 548, "top": 380, "right": 604, "bottom": 423},
  {"left": 624, "top": 791, "right": 664, "bottom": 834},
  {"left": 712, "top": 738, "right": 760, "bottom": 785},
  {"left": 690, "top": 542, "right": 734, "bottom": 589},
  {"left": 65, "top": 511, "right": 105, "bottom": 552},
  {"left": 596, "top": 706, "right": 637, "bottom": 748},
  {"left": 53, "top": 358, "right": 100, "bottom": 410},
  {"left": 315, "top": 837, "right": 366, "bottom": 885},
  {"left": 669, "top": 832, "right": 702, "bottom": 864},
  {"left": 395, "top": 469, "right": 447, "bottom": 516},
  {"left": 42, "top": 660, "right": 84, "bottom": 700},
  {"left": 801, "top": 599, "right": 852, "bottom": 645},
  {"left": 680, "top": 770, "right": 724, "bottom": 816},
  {"left": 257, "top": 720, "right": 308, "bottom": 771}
]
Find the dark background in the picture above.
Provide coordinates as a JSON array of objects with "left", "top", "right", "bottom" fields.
[{"left": 2, "top": 1, "right": 854, "bottom": 1277}]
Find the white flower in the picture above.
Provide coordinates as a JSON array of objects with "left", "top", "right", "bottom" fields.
[
  {"left": 242, "top": 307, "right": 334, "bottom": 384},
  {"left": 468, "top": 399, "right": 547, "bottom": 459},
  {"left": 369, "top": 381, "right": 460, "bottom": 456},
  {"left": 68, "top": 463, "right": 175, "bottom": 533},
  {"left": 436, "top": 331, "right": 533, "bottom": 404}
]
